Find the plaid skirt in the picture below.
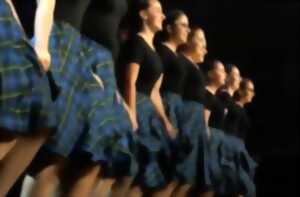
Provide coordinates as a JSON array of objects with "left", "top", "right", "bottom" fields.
[
  {"left": 218, "top": 132, "right": 257, "bottom": 197},
  {"left": 0, "top": 1, "right": 54, "bottom": 133},
  {"left": 208, "top": 128, "right": 257, "bottom": 197},
  {"left": 162, "top": 93, "right": 210, "bottom": 186},
  {"left": 79, "top": 36, "right": 136, "bottom": 177},
  {"left": 45, "top": 22, "right": 135, "bottom": 176},
  {"left": 134, "top": 93, "right": 171, "bottom": 188}
]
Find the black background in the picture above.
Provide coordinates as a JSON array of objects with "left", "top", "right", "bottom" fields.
[{"left": 161, "top": 0, "right": 300, "bottom": 196}]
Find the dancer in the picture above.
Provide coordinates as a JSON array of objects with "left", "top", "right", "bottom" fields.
[
  {"left": 202, "top": 61, "right": 257, "bottom": 197},
  {"left": 177, "top": 27, "right": 214, "bottom": 197},
  {"left": 116, "top": 0, "right": 177, "bottom": 196},
  {"left": 0, "top": 0, "right": 55, "bottom": 195},
  {"left": 224, "top": 78, "right": 255, "bottom": 140},
  {"left": 156, "top": 10, "right": 210, "bottom": 197},
  {"left": 28, "top": 1, "right": 135, "bottom": 197}
]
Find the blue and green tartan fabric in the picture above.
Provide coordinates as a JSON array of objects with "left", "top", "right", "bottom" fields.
[
  {"left": 133, "top": 93, "right": 171, "bottom": 188},
  {"left": 207, "top": 128, "right": 257, "bottom": 197},
  {"left": 79, "top": 36, "right": 136, "bottom": 176},
  {"left": 164, "top": 93, "right": 209, "bottom": 185},
  {"left": 45, "top": 22, "right": 135, "bottom": 177},
  {"left": 0, "top": 1, "right": 54, "bottom": 133}
]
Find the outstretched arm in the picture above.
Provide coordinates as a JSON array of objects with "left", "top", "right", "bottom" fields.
[{"left": 34, "top": 0, "right": 56, "bottom": 72}]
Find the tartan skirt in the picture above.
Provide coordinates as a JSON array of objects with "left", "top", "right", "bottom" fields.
[
  {"left": 162, "top": 93, "right": 210, "bottom": 186},
  {"left": 45, "top": 22, "right": 135, "bottom": 176},
  {"left": 218, "top": 132, "right": 257, "bottom": 197},
  {"left": 207, "top": 128, "right": 257, "bottom": 197},
  {"left": 134, "top": 93, "right": 171, "bottom": 189},
  {"left": 0, "top": 1, "right": 54, "bottom": 133}
]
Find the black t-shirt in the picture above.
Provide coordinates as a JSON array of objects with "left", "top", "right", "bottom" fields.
[
  {"left": 204, "top": 90, "right": 226, "bottom": 129},
  {"left": 117, "top": 35, "right": 163, "bottom": 96},
  {"left": 156, "top": 44, "right": 187, "bottom": 96},
  {"left": 12, "top": 0, "right": 90, "bottom": 37},
  {"left": 223, "top": 103, "right": 250, "bottom": 140},
  {"left": 12, "top": 0, "right": 36, "bottom": 38},
  {"left": 81, "top": 0, "right": 128, "bottom": 59},
  {"left": 55, "top": 0, "right": 91, "bottom": 30},
  {"left": 179, "top": 55, "right": 206, "bottom": 103},
  {"left": 217, "top": 90, "right": 232, "bottom": 108}
]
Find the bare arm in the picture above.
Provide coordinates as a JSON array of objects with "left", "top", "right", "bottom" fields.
[
  {"left": 34, "top": 0, "right": 56, "bottom": 71},
  {"left": 124, "top": 63, "right": 140, "bottom": 131},
  {"left": 204, "top": 108, "right": 211, "bottom": 137},
  {"left": 34, "top": 0, "right": 55, "bottom": 51},
  {"left": 150, "top": 74, "right": 177, "bottom": 139},
  {"left": 115, "top": 90, "right": 138, "bottom": 131}
]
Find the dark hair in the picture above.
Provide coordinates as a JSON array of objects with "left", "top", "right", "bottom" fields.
[
  {"left": 127, "top": 0, "right": 151, "bottom": 34},
  {"left": 202, "top": 60, "right": 222, "bottom": 75},
  {"left": 161, "top": 10, "right": 186, "bottom": 41},
  {"left": 224, "top": 63, "right": 236, "bottom": 74},
  {"left": 201, "top": 60, "right": 223, "bottom": 84},
  {"left": 234, "top": 78, "right": 253, "bottom": 101}
]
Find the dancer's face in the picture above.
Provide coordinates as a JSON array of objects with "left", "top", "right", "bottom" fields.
[
  {"left": 209, "top": 62, "right": 227, "bottom": 87},
  {"left": 229, "top": 66, "right": 242, "bottom": 91},
  {"left": 142, "top": 0, "right": 165, "bottom": 33},
  {"left": 193, "top": 30, "right": 207, "bottom": 63},
  {"left": 171, "top": 14, "right": 190, "bottom": 45},
  {"left": 244, "top": 81, "right": 255, "bottom": 103}
]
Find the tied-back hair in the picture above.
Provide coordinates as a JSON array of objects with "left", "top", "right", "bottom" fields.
[
  {"left": 125, "top": 0, "right": 151, "bottom": 35},
  {"left": 201, "top": 59, "right": 223, "bottom": 84}
]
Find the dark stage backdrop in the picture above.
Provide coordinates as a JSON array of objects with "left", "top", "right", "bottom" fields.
[{"left": 161, "top": 0, "right": 300, "bottom": 196}]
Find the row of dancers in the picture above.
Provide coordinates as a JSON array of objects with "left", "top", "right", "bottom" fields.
[{"left": 0, "top": 0, "right": 257, "bottom": 196}]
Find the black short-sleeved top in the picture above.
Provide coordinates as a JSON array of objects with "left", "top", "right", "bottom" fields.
[
  {"left": 217, "top": 90, "right": 232, "bottom": 108},
  {"left": 12, "top": 0, "right": 36, "bottom": 38},
  {"left": 81, "top": 0, "right": 128, "bottom": 59},
  {"left": 55, "top": 0, "right": 91, "bottom": 30},
  {"left": 117, "top": 35, "right": 163, "bottom": 96},
  {"left": 12, "top": 0, "right": 90, "bottom": 36},
  {"left": 223, "top": 103, "right": 250, "bottom": 140},
  {"left": 156, "top": 44, "right": 187, "bottom": 95},
  {"left": 204, "top": 90, "right": 226, "bottom": 129},
  {"left": 179, "top": 55, "right": 206, "bottom": 103}
]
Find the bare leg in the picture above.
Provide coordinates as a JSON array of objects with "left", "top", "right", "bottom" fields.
[
  {"left": 198, "top": 190, "right": 215, "bottom": 197},
  {"left": 149, "top": 182, "right": 178, "bottom": 197},
  {"left": 127, "top": 186, "right": 143, "bottom": 197},
  {"left": 171, "top": 184, "right": 191, "bottom": 197},
  {"left": 29, "top": 159, "right": 65, "bottom": 197},
  {"left": 92, "top": 177, "right": 115, "bottom": 197},
  {"left": 0, "top": 128, "right": 51, "bottom": 196},
  {"left": 0, "top": 140, "right": 16, "bottom": 160},
  {"left": 64, "top": 163, "right": 101, "bottom": 197},
  {"left": 110, "top": 176, "right": 134, "bottom": 197},
  {"left": 0, "top": 131, "right": 17, "bottom": 160}
]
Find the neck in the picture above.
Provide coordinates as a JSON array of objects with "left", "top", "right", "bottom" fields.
[
  {"left": 163, "top": 40, "right": 178, "bottom": 53},
  {"left": 224, "top": 86, "right": 235, "bottom": 96},
  {"left": 236, "top": 100, "right": 245, "bottom": 107},
  {"left": 182, "top": 52, "right": 196, "bottom": 65},
  {"left": 139, "top": 27, "right": 155, "bottom": 48},
  {"left": 206, "top": 84, "right": 219, "bottom": 95}
]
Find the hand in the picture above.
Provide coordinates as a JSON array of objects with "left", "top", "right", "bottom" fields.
[
  {"left": 128, "top": 110, "right": 138, "bottom": 132},
  {"left": 164, "top": 120, "right": 177, "bottom": 140},
  {"left": 34, "top": 47, "right": 51, "bottom": 72}
]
